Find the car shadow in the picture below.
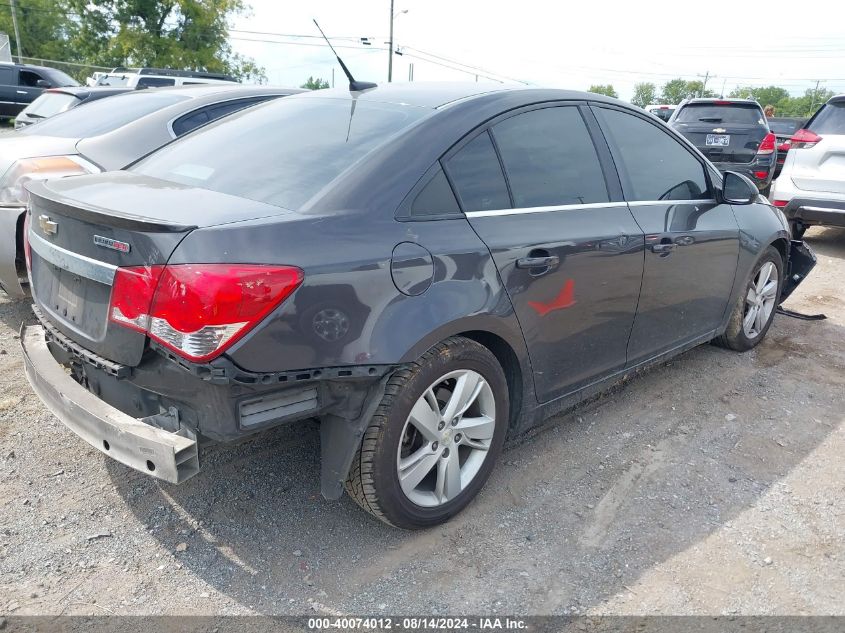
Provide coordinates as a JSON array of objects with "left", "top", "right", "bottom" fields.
[{"left": 106, "top": 293, "right": 845, "bottom": 614}]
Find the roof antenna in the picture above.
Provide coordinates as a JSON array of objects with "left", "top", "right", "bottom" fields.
[{"left": 313, "top": 19, "right": 377, "bottom": 92}]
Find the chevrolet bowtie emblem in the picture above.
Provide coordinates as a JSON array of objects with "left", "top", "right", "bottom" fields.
[
  {"left": 713, "top": 128, "right": 727, "bottom": 133},
  {"left": 38, "top": 215, "right": 58, "bottom": 236}
]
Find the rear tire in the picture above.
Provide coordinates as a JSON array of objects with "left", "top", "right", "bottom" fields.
[
  {"left": 715, "top": 246, "right": 783, "bottom": 351},
  {"left": 345, "top": 336, "right": 509, "bottom": 529}
]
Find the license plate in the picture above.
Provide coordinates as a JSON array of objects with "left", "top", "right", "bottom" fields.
[{"left": 706, "top": 134, "right": 730, "bottom": 147}]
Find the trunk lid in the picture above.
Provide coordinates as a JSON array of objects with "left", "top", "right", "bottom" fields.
[
  {"left": 790, "top": 135, "right": 845, "bottom": 194},
  {"left": 27, "top": 172, "right": 291, "bottom": 366},
  {"left": 672, "top": 102, "right": 768, "bottom": 165}
]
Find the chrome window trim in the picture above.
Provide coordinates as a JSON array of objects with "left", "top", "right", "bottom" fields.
[
  {"left": 464, "top": 199, "right": 716, "bottom": 218},
  {"left": 627, "top": 199, "right": 717, "bottom": 207},
  {"left": 29, "top": 229, "right": 117, "bottom": 286}
]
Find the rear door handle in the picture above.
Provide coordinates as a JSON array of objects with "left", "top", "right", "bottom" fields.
[
  {"left": 516, "top": 254, "right": 560, "bottom": 270},
  {"left": 16, "top": 90, "right": 27, "bottom": 94}
]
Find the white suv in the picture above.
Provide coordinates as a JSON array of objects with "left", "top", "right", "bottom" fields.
[
  {"left": 771, "top": 95, "right": 845, "bottom": 238},
  {"left": 91, "top": 67, "right": 237, "bottom": 89}
]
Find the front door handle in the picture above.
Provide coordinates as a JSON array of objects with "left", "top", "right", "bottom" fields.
[
  {"left": 16, "top": 90, "right": 27, "bottom": 94},
  {"left": 516, "top": 255, "right": 560, "bottom": 270},
  {"left": 651, "top": 243, "right": 675, "bottom": 254}
]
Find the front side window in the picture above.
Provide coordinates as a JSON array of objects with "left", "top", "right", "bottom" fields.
[
  {"left": 596, "top": 107, "right": 711, "bottom": 201},
  {"left": 445, "top": 131, "right": 510, "bottom": 212},
  {"left": 492, "top": 106, "right": 609, "bottom": 207},
  {"left": 19, "top": 70, "right": 45, "bottom": 87}
]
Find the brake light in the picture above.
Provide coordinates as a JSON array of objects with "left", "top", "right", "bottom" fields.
[
  {"left": 790, "top": 129, "right": 822, "bottom": 149},
  {"left": 109, "top": 264, "right": 303, "bottom": 362},
  {"left": 777, "top": 140, "right": 791, "bottom": 152},
  {"left": 756, "top": 132, "right": 776, "bottom": 155},
  {"left": 754, "top": 170, "right": 768, "bottom": 179},
  {"left": 23, "top": 212, "right": 32, "bottom": 270},
  {"left": 773, "top": 200, "right": 788, "bottom": 207}
]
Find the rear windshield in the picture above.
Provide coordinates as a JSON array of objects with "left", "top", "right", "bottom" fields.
[
  {"left": 134, "top": 97, "right": 429, "bottom": 210},
  {"left": 23, "top": 92, "right": 79, "bottom": 118},
  {"left": 675, "top": 103, "right": 766, "bottom": 125},
  {"left": 767, "top": 119, "right": 802, "bottom": 135},
  {"left": 808, "top": 102, "right": 845, "bottom": 135},
  {"left": 20, "top": 91, "right": 189, "bottom": 138}
]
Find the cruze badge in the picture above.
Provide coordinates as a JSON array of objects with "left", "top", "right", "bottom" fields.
[
  {"left": 94, "top": 235, "right": 130, "bottom": 253},
  {"left": 38, "top": 215, "right": 58, "bottom": 236}
]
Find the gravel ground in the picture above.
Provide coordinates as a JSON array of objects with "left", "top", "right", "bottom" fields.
[{"left": 0, "top": 223, "right": 843, "bottom": 617}]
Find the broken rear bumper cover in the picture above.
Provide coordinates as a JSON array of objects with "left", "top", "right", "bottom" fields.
[{"left": 21, "top": 324, "right": 200, "bottom": 484}]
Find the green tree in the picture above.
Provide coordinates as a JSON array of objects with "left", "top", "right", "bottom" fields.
[
  {"left": 660, "top": 78, "right": 715, "bottom": 104},
  {"left": 630, "top": 82, "right": 657, "bottom": 108},
  {"left": 728, "top": 85, "right": 790, "bottom": 107},
  {"left": 65, "top": 0, "right": 265, "bottom": 82},
  {"left": 588, "top": 84, "right": 618, "bottom": 98},
  {"left": 301, "top": 76, "right": 330, "bottom": 90},
  {"left": 0, "top": 0, "right": 75, "bottom": 62}
]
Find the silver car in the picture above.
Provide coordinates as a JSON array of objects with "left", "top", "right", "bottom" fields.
[{"left": 0, "top": 84, "right": 303, "bottom": 297}]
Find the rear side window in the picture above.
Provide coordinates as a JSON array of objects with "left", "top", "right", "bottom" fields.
[
  {"left": 596, "top": 108, "right": 711, "bottom": 201},
  {"left": 808, "top": 102, "right": 845, "bottom": 135},
  {"left": 411, "top": 167, "right": 460, "bottom": 217},
  {"left": 492, "top": 106, "right": 608, "bottom": 207},
  {"left": 675, "top": 103, "right": 765, "bottom": 126},
  {"left": 171, "top": 97, "right": 274, "bottom": 136},
  {"left": 136, "top": 77, "right": 176, "bottom": 88},
  {"left": 172, "top": 109, "right": 210, "bottom": 136},
  {"left": 445, "top": 131, "right": 511, "bottom": 212}
]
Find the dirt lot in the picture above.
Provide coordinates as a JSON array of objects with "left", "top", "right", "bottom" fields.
[{"left": 1, "top": 226, "right": 843, "bottom": 617}]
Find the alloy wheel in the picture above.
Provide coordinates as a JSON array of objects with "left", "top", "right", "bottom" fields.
[
  {"left": 743, "top": 261, "right": 778, "bottom": 338},
  {"left": 396, "top": 369, "right": 496, "bottom": 507}
]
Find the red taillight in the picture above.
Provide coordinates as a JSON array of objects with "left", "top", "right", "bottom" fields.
[
  {"left": 777, "top": 140, "right": 791, "bottom": 152},
  {"left": 108, "top": 264, "right": 303, "bottom": 362},
  {"left": 23, "top": 212, "right": 32, "bottom": 271},
  {"left": 110, "top": 265, "right": 165, "bottom": 332},
  {"left": 790, "top": 128, "right": 822, "bottom": 149},
  {"left": 773, "top": 200, "right": 788, "bottom": 207},
  {"left": 757, "top": 132, "right": 776, "bottom": 155},
  {"left": 754, "top": 170, "right": 768, "bottom": 179}
]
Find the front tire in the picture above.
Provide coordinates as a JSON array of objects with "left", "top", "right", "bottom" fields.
[
  {"left": 345, "top": 336, "right": 509, "bottom": 529},
  {"left": 715, "top": 246, "right": 783, "bottom": 351}
]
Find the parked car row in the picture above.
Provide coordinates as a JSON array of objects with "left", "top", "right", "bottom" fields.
[
  {"left": 8, "top": 77, "right": 817, "bottom": 528},
  {"left": 0, "top": 84, "right": 304, "bottom": 297},
  {"left": 0, "top": 62, "right": 79, "bottom": 119}
]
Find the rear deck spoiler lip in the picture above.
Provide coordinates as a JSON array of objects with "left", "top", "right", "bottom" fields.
[{"left": 25, "top": 181, "right": 198, "bottom": 233}]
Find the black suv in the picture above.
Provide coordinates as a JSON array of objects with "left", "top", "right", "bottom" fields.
[
  {"left": 0, "top": 62, "right": 79, "bottom": 119},
  {"left": 669, "top": 98, "right": 777, "bottom": 195}
]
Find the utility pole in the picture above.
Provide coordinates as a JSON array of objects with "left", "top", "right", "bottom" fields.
[
  {"left": 10, "top": 0, "right": 23, "bottom": 63},
  {"left": 408, "top": 62, "right": 413, "bottom": 82},
  {"left": 388, "top": 0, "right": 394, "bottom": 82},
  {"left": 810, "top": 79, "right": 825, "bottom": 112},
  {"left": 332, "top": 68, "right": 335, "bottom": 88},
  {"left": 720, "top": 77, "right": 727, "bottom": 98},
  {"left": 697, "top": 70, "right": 713, "bottom": 97}
]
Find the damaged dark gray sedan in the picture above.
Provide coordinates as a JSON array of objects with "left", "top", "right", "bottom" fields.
[{"left": 21, "top": 84, "right": 815, "bottom": 528}]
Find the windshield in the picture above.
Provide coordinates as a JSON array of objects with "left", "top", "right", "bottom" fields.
[
  {"left": 134, "top": 97, "right": 430, "bottom": 210},
  {"left": 44, "top": 68, "right": 80, "bottom": 87},
  {"left": 676, "top": 103, "right": 766, "bottom": 125},
  {"left": 22, "top": 92, "right": 79, "bottom": 119},
  {"left": 808, "top": 102, "right": 845, "bottom": 135},
  {"left": 20, "top": 91, "right": 189, "bottom": 138}
]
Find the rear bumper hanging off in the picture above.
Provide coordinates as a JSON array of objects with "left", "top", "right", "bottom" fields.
[{"left": 21, "top": 324, "right": 200, "bottom": 484}]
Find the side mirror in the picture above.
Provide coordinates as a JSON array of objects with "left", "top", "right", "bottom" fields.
[
  {"left": 35, "top": 79, "right": 51, "bottom": 88},
  {"left": 722, "top": 171, "right": 758, "bottom": 205}
]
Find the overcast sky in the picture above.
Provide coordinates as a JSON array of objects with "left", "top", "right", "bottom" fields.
[{"left": 231, "top": 0, "right": 845, "bottom": 100}]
